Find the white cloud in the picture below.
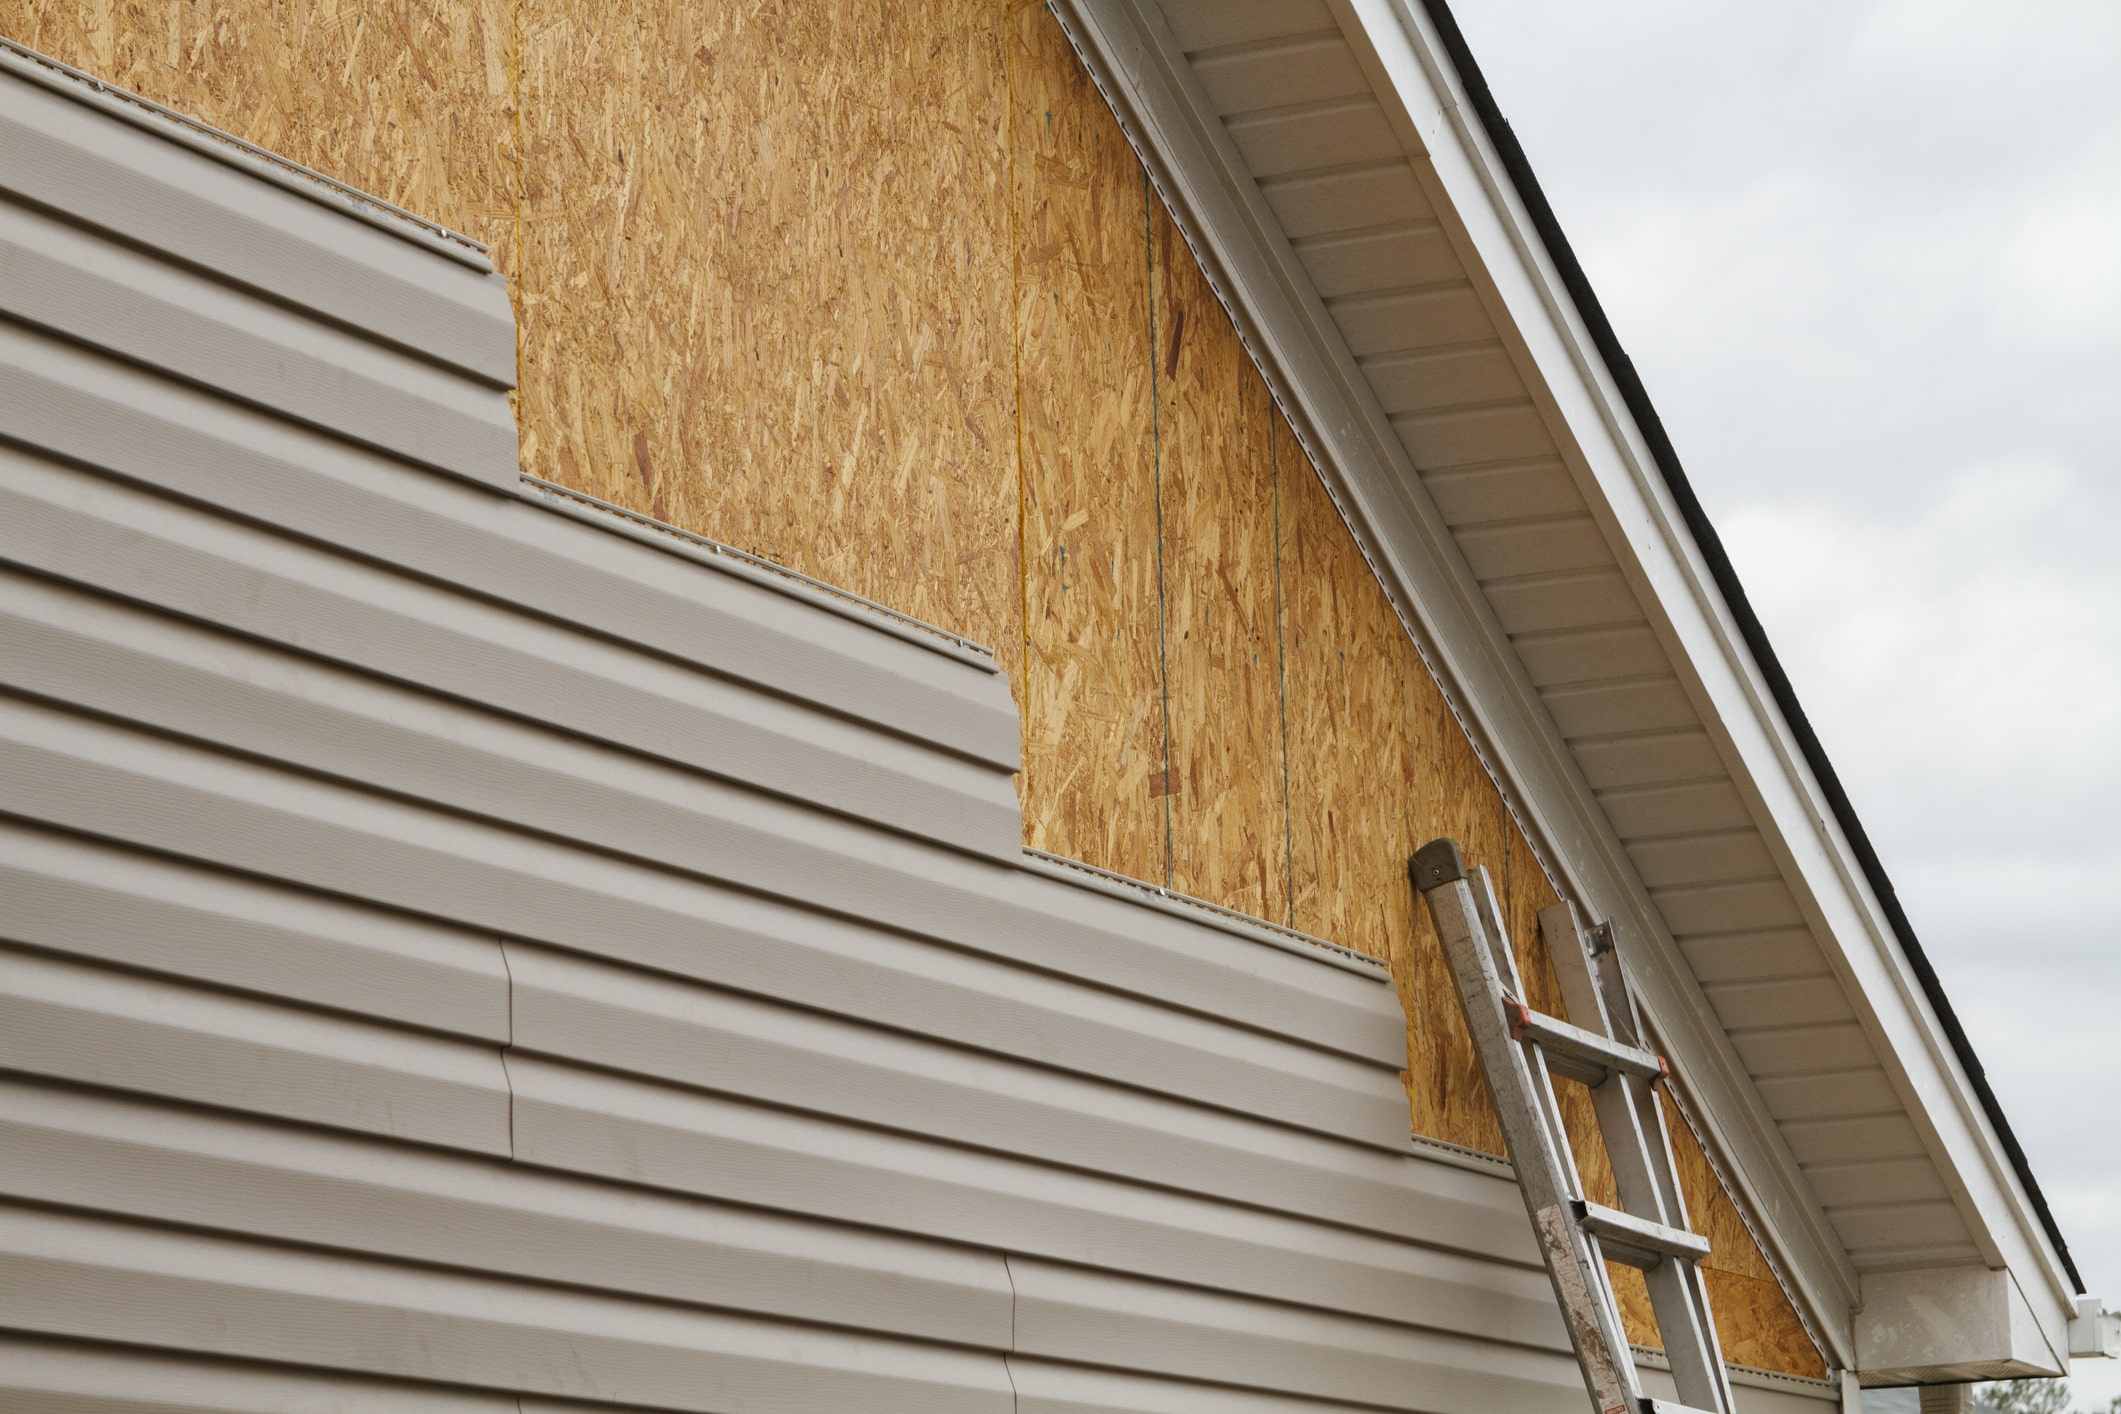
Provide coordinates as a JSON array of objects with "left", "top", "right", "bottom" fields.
[
  {"left": 1995, "top": 178, "right": 2121, "bottom": 347},
  {"left": 1722, "top": 463, "right": 2121, "bottom": 884}
]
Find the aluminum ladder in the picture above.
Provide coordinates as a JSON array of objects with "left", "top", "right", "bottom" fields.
[{"left": 1409, "top": 838, "right": 1736, "bottom": 1414}]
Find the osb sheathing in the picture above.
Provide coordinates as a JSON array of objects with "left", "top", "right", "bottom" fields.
[
  {"left": 6, "top": 0, "right": 1822, "bottom": 1378},
  {"left": 1152, "top": 207, "right": 1289, "bottom": 923},
  {"left": 515, "top": 1, "right": 1024, "bottom": 662},
  {"left": 1011, "top": 1, "right": 1164, "bottom": 881}
]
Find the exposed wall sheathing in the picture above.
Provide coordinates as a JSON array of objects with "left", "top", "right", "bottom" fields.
[
  {"left": 4, "top": 0, "right": 1823, "bottom": 1379},
  {"left": 1010, "top": 2, "right": 1165, "bottom": 878},
  {"left": 514, "top": 0, "right": 1024, "bottom": 661},
  {"left": 1151, "top": 208, "right": 1289, "bottom": 922}
]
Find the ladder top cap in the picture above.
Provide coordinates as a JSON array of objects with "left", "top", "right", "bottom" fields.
[{"left": 1410, "top": 839, "right": 1467, "bottom": 892}]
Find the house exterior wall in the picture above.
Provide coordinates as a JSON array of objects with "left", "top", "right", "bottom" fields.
[{"left": 2, "top": 0, "right": 1825, "bottom": 1386}]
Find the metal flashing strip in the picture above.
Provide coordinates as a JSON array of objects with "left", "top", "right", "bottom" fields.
[
  {"left": 0, "top": 37, "right": 492, "bottom": 272},
  {"left": 1408, "top": 1132, "right": 1516, "bottom": 1180},
  {"left": 1633, "top": 1347, "right": 1842, "bottom": 1403},
  {"left": 1020, "top": 848, "right": 1389, "bottom": 978},
  {"left": 1406, "top": 0, "right": 2083, "bottom": 1299},
  {"left": 517, "top": 475, "right": 1002, "bottom": 672}
]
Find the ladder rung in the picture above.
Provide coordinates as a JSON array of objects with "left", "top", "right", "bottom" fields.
[
  {"left": 1575, "top": 1200, "right": 1711, "bottom": 1268},
  {"left": 1503, "top": 999, "right": 1666, "bottom": 1085},
  {"left": 1643, "top": 1402, "right": 1722, "bottom": 1414}
]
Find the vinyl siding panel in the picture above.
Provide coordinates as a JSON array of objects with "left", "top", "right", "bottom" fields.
[
  {"left": 0, "top": 1081, "right": 1013, "bottom": 1349},
  {"left": 0, "top": 947, "right": 512, "bottom": 1154},
  {"left": 0, "top": 1334, "right": 522, "bottom": 1414},
  {"left": 0, "top": 820, "right": 509, "bottom": 1038},
  {"left": 0, "top": 70, "right": 514, "bottom": 383},
  {"left": 1007, "top": 1257, "right": 1569, "bottom": 1408},
  {"left": 0, "top": 1206, "right": 1015, "bottom": 1414}
]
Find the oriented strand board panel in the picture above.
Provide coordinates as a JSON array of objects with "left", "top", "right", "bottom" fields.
[
  {"left": 1152, "top": 207, "right": 1290, "bottom": 919},
  {"left": 0, "top": 0, "right": 519, "bottom": 262},
  {"left": 515, "top": 0, "right": 1024, "bottom": 660},
  {"left": 1280, "top": 409, "right": 1421, "bottom": 963},
  {"left": 1010, "top": 0, "right": 1165, "bottom": 881},
  {"left": 1711, "top": 1269, "right": 1828, "bottom": 1378}
]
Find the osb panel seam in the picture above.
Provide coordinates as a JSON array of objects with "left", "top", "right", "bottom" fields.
[
  {"left": 1269, "top": 417, "right": 1298, "bottom": 926},
  {"left": 1142, "top": 167, "right": 1176, "bottom": 888}
]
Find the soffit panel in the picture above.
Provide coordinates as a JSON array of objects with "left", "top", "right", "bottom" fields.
[{"left": 1137, "top": 0, "right": 1982, "bottom": 1285}]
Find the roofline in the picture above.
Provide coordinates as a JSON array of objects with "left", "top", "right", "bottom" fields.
[{"left": 1409, "top": 0, "right": 2083, "bottom": 1297}]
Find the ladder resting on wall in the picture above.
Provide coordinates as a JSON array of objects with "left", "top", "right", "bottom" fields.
[{"left": 1409, "top": 838, "right": 1736, "bottom": 1414}]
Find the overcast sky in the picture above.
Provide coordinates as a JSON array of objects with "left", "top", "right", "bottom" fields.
[{"left": 1442, "top": 0, "right": 2121, "bottom": 1397}]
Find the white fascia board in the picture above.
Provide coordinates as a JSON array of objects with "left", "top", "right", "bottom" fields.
[
  {"left": 1055, "top": 0, "right": 1858, "bottom": 1363},
  {"left": 1336, "top": 0, "right": 2076, "bottom": 1325}
]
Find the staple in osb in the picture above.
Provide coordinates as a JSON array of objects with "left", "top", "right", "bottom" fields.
[
  {"left": 1152, "top": 208, "right": 1290, "bottom": 920},
  {"left": 515, "top": 0, "right": 1022, "bottom": 660},
  {"left": 1010, "top": 0, "right": 1165, "bottom": 883},
  {"left": 2, "top": 0, "right": 521, "bottom": 264}
]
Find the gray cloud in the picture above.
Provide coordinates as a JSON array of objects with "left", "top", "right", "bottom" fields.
[{"left": 1444, "top": 0, "right": 2121, "bottom": 1394}]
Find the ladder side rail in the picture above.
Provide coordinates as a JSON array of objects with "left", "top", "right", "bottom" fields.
[
  {"left": 1533, "top": 1057, "right": 1643, "bottom": 1411},
  {"left": 1541, "top": 908, "right": 1739, "bottom": 1414},
  {"left": 1624, "top": 1066, "right": 1736, "bottom": 1414},
  {"left": 1468, "top": 863, "right": 1532, "bottom": 999},
  {"left": 1412, "top": 843, "right": 1643, "bottom": 1414},
  {"left": 1467, "top": 865, "right": 1599, "bottom": 1202},
  {"left": 1540, "top": 900, "right": 1621, "bottom": 1041},
  {"left": 1539, "top": 906, "right": 1685, "bottom": 1232},
  {"left": 1469, "top": 866, "right": 1598, "bottom": 1215},
  {"left": 1580, "top": 920, "right": 1704, "bottom": 1265},
  {"left": 1518, "top": 894, "right": 1679, "bottom": 1407}
]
